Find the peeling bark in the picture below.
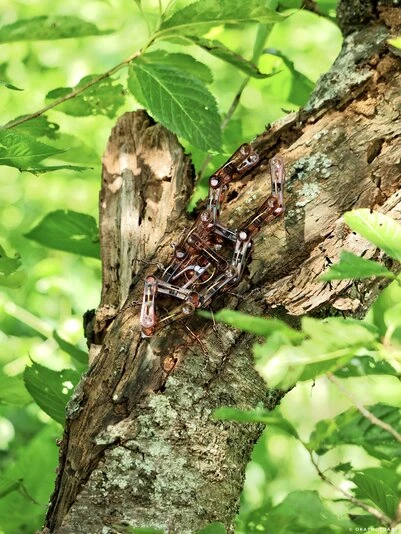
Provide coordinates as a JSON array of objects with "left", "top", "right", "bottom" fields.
[{"left": 43, "top": 4, "right": 401, "bottom": 534}]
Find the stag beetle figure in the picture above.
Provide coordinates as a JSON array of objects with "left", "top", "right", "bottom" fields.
[{"left": 140, "top": 144, "right": 285, "bottom": 337}]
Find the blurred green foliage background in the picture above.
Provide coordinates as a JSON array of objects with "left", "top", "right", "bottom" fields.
[{"left": 3, "top": 1, "right": 399, "bottom": 533}]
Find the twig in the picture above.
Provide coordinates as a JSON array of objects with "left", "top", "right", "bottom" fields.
[
  {"left": 4, "top": 51, "right": 141, "bottom": 130},
  {"left": 327, "top": 373, "right": 401, "bottom": 444},
  {"left": 307, "top": 449, "right": 393, "bottom": 527},
  {"left": 197, "top": 77, "right": 249, "bottom": 180}
]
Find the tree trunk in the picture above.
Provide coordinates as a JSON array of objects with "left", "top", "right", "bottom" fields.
[{"left": 42, "top": 3, "right": 401, "bottom": 533}]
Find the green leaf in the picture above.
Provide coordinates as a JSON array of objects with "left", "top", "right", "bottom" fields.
[
  {"left": 25, "top": 210, "right": 100, "bottom": 259},
  {"left": 0, "top": 270, "right": 25, "bottom": 288},
  {"left": 0, "top": 128, "right": 64, "bottom": 170},
  {"left": 350, "top": 515, "right": 380, "bottom": 529},
  {"left": 344, "top": 210, "right": 401, "bottom": 261},
  {"left": 46, "top": 75, "right": 125, "bottom": 118},
  {"left": 334, "top": 355, "right": 398, "bottom": 378},
  {"left": 243, "top": 490, "right": 352, "bottom": 533},
  {"left": 159, "top": 0, "right": 284, "bottom": 38},
  {"left": 196, "top": 522, "right": 227, "bottom": 534},
  {"left": 383, "top": 302, "right": 401, "bottom": 332},
  {"left": 321, "top": 251, "right": 395, "bottom": 281},
  {"left": 354, "top": 467, "right": 400, "bottom": 494},
  {"left": 332, "top": 462, "right": 353, "bottom": 473},
  {"left": 0, "top": 370, "right": 31, "bottom": 406},
  {"left": 0, "top": 244, "right": 20, "bottom": 276},
  {"left": 308, "top": 404, "right": 401, "bottom": 462},
  {"left": 353, "top": 471, "right": 398, "bottom": 518},
  {"left": 0, "top": 80, "right": 23, "bottom": 91},
  {"left": 128, "top": 59, "right": 221, "bottom": 151},
  {"left": 366, "top": 277, "right": 401, "bottom": 335},
  {"left": 301, "top": 317, "right": 378, "bottom": 348},
  {"left": 53, "top": 330, "right": 88, "bottom": 369},
  {"left": 0, "top": 244, "right": 24, "bottom": 288},
  {"left": 213, "top": 407, "right": 299, "bottom": 438},
  {"left": 47, "top": 132, "right": 100, "bottom": 166},
  {"left": 254, "top": 318, "right": 378, "bottom": 388},
  {"left": 0, "top": 16, "right": 114, "bottom": 43},
  {"left": 10, "top": 115, "right": 60, "bottom": 139},
  {"left": 188, "top": 36, "right": 274, "bottom": 78},
  {"left": 0, "top": 425, "right": 59, "bottom": 533},
  {"left": 388, "top": 37, "right": 401, "bottom": 49},
  {"left": 140, "top": 51, "right": 213, "bottom": 83},
  {"left": 116, "top": 528, "right": 164, "bottom": 534},
  {"left": 23, "top": 361, "right": 80, "bottom": 425},
  {"left": 315, "top": 0, "right": 339, "bottom": 18},
  {"left": 205, "top": 308, "right": 303, "bottom": 341},
  {"left": 264, "top": 48, "right": 314, "bottom": 106},
  {"left": 25, "top": 164, "right": 92, "bottom": 175}
]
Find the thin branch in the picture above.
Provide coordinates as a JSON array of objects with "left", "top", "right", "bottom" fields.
[
  {"left": 307, "top": 449, "right": 393, "bottom": 527},
  {"left": 3, "top": 51, "right": 141, "bottom": 130},
  {"left": 197, "top": 22, "right": 272, "bottom": 181},
  {"left": 197, "top": 77, "right": 249, "bottom": 180},
  {"left": 327, "top": 373, "right": 401, "bottom": 444}
]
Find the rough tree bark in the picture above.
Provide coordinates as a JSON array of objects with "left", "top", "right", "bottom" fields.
[{"left": 42, "top": 2, "right": 401, "bottom": 533}]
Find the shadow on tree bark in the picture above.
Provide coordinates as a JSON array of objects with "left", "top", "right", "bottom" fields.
[{"left": 42, "top": 2, "right": 401, "bottom": 533}]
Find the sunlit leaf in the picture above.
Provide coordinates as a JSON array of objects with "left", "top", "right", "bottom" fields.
[
  {"left": 388, "top": 36, "right": 401, "bottom": 49},
  {"left": 344, "top": 210, "right": 401, "bottom": 261},
  {"left": 0, "top": 128, "right": 64, "bottom": 170},
  {"left": 140, "top": 51, "right": 213, "bottom": 83},
  {"left": 159, "top": 0, "right": 284, "bottom": 37},
  {"left": 204, "top": 308, "right": 303, "bottom": 341},
  {"left": 0, "top": 80, "right": 23, "bottom": 91},
  {"left": 366, "top": 277, "right": 401, "bottom": 335},
  {"left": 254, "top": 318, "right": 378, "bottom": 388},
  {"left": 352, "top": 471, "right": 398, "bottom": 518},
  {"left": 129, "top": 59, "right": 221, "bottom": 150},
  {"left": 308, "top": 404, "right": 401, "bottom": 461},
  {"left": 23, "top": 361, "right": 80, "bottom": 425},
  {"left": 383, "top": 302, "right": 401, "bottom": 332},
  {"left": 46, "top": 75, "right": 125, "bottom": 118},
  {"left": 0, "top": 16, "right": 114, "bottom": 43},
  {"left": 301, "top": 317, "right": 378, "bottom": 347},
  {"left": 321, "top": 251, "right": 395, "bottom": 281},
  {"left": 188, "top": 36, "right": 274, "bottom": 78},
  {"left": 25, "top": 210, "right": 100, "bottom": 259}
]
